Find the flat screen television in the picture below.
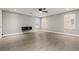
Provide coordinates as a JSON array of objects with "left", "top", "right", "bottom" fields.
[{"left": 21, "top": 27, "right": 32, "bottom": 31}]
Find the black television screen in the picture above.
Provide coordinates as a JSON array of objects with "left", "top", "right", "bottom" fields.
[{"left": 21, "top": 27, "right": 32, "bottom": 31}]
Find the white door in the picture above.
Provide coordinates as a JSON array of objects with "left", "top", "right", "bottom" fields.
[{"left": 34, "top": 18, "right": 41, "bottom": 31}]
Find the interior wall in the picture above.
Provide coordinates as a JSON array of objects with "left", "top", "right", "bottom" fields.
[
  {"left": 3, "top": 9, "right": 79, "bottom": 36},
  {"left": 43, "top": 9, "right": 79, "bottom": 35},
  {"left": 0, "top": 9, "right": 2, "bottom": 38},
  {"left": 2, "top": 11, "right": 40, "bottom": 35}
]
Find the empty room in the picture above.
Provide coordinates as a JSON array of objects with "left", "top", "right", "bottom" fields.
[{"left": 0, "top": 8, "right": 79, "bottom": 51}]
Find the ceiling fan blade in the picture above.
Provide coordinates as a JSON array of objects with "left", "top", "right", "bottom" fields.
[{"left": 38, "top": 8, "right": 48, "bottom": 13}]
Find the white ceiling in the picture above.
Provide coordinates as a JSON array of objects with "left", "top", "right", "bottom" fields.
[{"left": 2, "top": 8, "right": 78, "bottom": 17}]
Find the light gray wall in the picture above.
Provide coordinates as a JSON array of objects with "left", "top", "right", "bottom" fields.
[
  {"left": 2, "top": 11, "right": 40, "bottom": 35},
  {"left": 44, "top": 10, "right": 79, "bottom": 35},
  {"left": 0, "top": 9, "right": 2, "bottom": 37},
  {"left": 3, "top": 9, "right": 79, "bottom": 35}
]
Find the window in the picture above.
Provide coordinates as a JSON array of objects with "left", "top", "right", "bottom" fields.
[{"left": 64, "top": 14, "right": 76, "bottom": 29}]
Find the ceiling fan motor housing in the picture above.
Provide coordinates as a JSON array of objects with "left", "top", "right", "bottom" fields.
[{"left": 39, "top": 8, "right": 46, "bottom": 11}]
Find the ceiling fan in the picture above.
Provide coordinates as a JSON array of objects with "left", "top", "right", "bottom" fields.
[{"left": 38, "top": 8, "right": 48, "bottom": 13}]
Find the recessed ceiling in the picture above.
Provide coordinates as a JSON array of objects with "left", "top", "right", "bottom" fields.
[{"left": 2, "top": 8, "right": 78, "bottom": 17}]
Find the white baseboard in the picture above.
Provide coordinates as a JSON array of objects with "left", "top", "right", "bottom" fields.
[
  {"left": 2, "top": 30, "right": 79, "bottom": 37},
  {"left": 3, "top": 30, "right": 40, "bottom": 37},
  {"left": 3, "top": 32, "right": 23, "bottom": 37},
  {"left": 42, "top": 30, "right": 79, "bottom": 37}
]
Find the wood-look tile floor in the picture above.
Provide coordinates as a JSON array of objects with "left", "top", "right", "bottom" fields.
[{"left": 0, "top": 32, "right": 79, "bottom": 51}]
